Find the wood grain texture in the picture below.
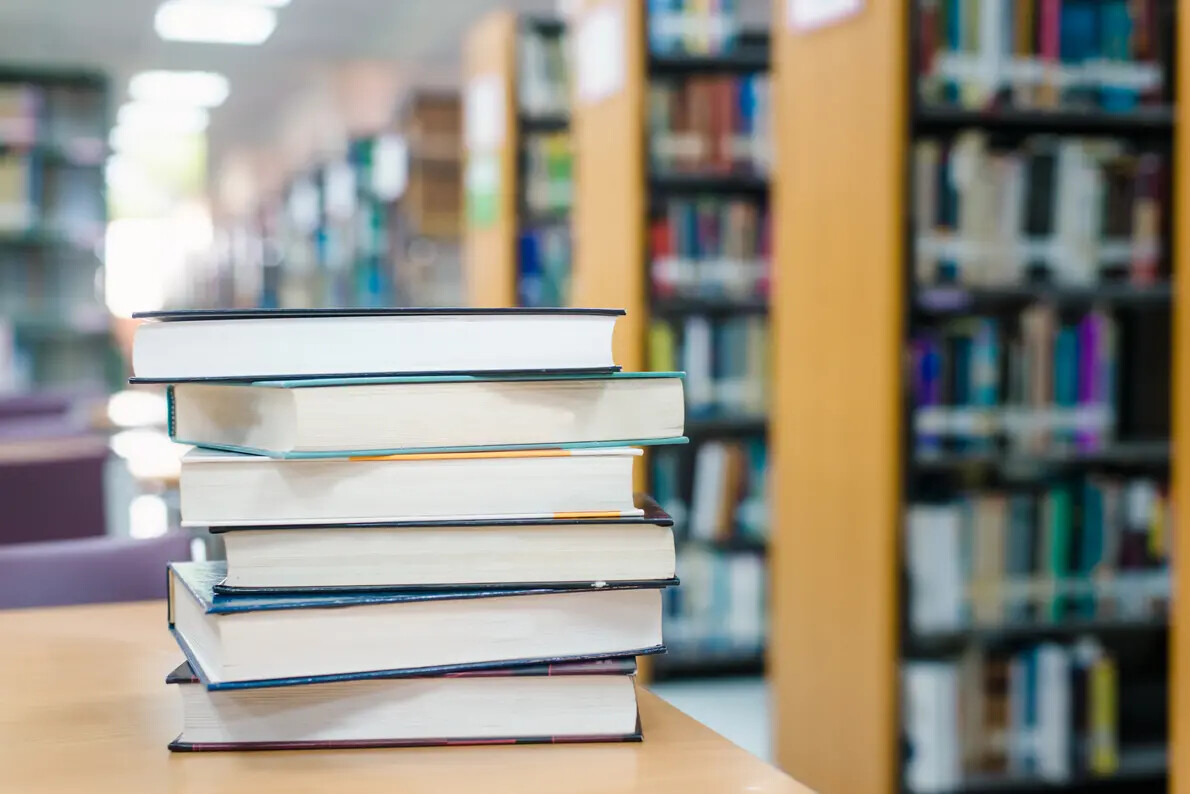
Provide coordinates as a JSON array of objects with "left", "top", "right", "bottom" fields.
[
  {"left": 463, "top": 10, "right": 518, "bottom": 308},
  {"left": 570, "top": 0, "right": 647, "bottom": 371},
  {"left": 769, "top": 3, "right": 906, "bottom": 793},
  {"left": 1172, "top": 4, "right": 1189, "bottom": 791},
  {"left": 0, "top": 601, "right": 813, "bottom": 794}
]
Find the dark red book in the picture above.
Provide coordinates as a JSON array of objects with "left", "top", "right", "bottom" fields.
[{"left": 166, "top": 658, "right": 642, "bottom": 752}]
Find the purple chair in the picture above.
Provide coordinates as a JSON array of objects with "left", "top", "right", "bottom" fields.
[{"left": 0, "top": 532, "right": 192, "bottom": 609}]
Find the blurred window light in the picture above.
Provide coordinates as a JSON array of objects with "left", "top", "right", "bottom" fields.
[
  {"left": 105, "top": 218, "right": 174, "bottom": 317},
  {"left": 107, "top": 390, "right": 169, "bottom": 429},
  {"left": 129, "top": 494, "right": 169, "bottom": 539},
  {"left": 110, "top": 429, "right": 187, "bottom": 481},
  {"left": 118, "top": 101, "right": 209, "bottom": 134},
  {"left": 155, "top": 0, "right": 277, "bottom": 45},
  {"left": 129, "top": 70, "right": 230, "bottom": 108}
]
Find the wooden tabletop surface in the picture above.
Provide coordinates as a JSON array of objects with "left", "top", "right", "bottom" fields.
[{"left": 0, "top": 600, "right": 813, "bottom": 794}]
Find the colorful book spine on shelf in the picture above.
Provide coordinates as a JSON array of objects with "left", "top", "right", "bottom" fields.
[
  {"left": 916, "top": 0, "right": 1167, "bottom": 112},
  {"left": 906, "top": 476, "right": 1170, "bottom": 636},
  {"left": 914, "top": 133, "right": 1168, "bottom": 288},
  {"left": 647, "top": 0, "right": 741, "bottom": 56},
  {"left": 650, "top": 198, "right": 769, "bottom": 299},
  {"left": 523, "top": 132, "right": 572, "bottom": 216},
  {"left": 517, "top": 225, "right": 571, "bottom": 308},
  {"left": 911, "top": 307, "right": 1118, "bottom": 453},
  {"left": 663, "top": 546, "right": 764, "bottom": 655},
  {"left": 904, "top": 638, "right": 1122, "bottom": 788},
  {"left": 518, "top": 24, "right": 569, "bottom": 118},
  {"left": 649, "top": 314, "right": 767, "bottom": 418},
  {"left": 649, "top": 75, "right": 770, "bottom": 176}
]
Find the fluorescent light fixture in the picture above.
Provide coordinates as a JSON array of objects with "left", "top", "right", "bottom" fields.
[
  {"left": 246, "top": 0, "right": 291, "bottom": 5},
  {"left": 129, "top": 70, "right": 229, "bottom": 108},
  {"left": 117, "top": 101, "right": 209, "bottom": 134},
  {"left": 154, "top": 0, "right": 277, "bottom": 45}
]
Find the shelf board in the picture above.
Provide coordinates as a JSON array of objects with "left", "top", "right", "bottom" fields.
[
  {"left": 519, "top": 15, "right": 564, "bottom": 36},
  {"left": 913, "top": 441, "right": 1171, "bottom": 472},
  {"left": 916, "top": 745, "right": 1168, "bottom": 794},
  {"left": 905, "top": 617, "right": 1168, "bottom": 656},
  {"left": 685, "top": 415, "right": 768, "bottom": 436},
  {"left": 649, "top": 171, "right": 769, "bottom": 196},
  {"left": 914, "top": 106, "right": 1175, "bottom": 137},
  {"left": 915, "top": 283, "right": 1173, "bottom": 314},
  {"left": 651, "top": 647, "right": 765, "bottom": 680},
  {"left": 648, "top": 48, "right": 770, "bottom": 76},
  {"left": 518, "top": 209, "right": 570, "bottom": 229},
  {"left": 518, "top": 113, "right": 569, "bottom": 134},
  {"left": 652, "top": 295, "right": 769, "bottom": 316}
]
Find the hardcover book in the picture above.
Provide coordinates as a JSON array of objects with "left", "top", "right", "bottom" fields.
[
  {"left": 212, "top": 494, "right": 678, "bottom": 593},
  {"left": 166, "top": 658, "right": 642, "bottom": 751},
  {"left": 166, "top": 370, "right": 686, "bottom": 458},
  {"left": 131, "top": 307, "right": 624, "bottom": 383},
  {"left": 168, "top": 561, "right": 670, "bottom": 689}
]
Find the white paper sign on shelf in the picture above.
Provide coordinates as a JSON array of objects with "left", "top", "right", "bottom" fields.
[
  {"left": 576, "top": 3, "right": 624, "bottom": 106},
  {"left": 464, "top": 74, "right": 505, "bottom": 151},
  {"left": 788, "top": 0, "right": 864, "bottom": 32},
  {"left": 372, "top": 134, "right": 409, "bottom": 201}
]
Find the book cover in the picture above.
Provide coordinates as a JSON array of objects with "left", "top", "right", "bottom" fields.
[
  {"left": 169, "top": 561, "right": 672, "bottom": 690},
  {"left": 135, "top": 307, "right": 625, "bottom": 321}
]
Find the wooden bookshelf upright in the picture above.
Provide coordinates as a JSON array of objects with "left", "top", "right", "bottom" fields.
[
  {"left": 462, "top": 12, "right": 572, "bottom": 309},
  {"left": 572, "top": 0, "right": 771, "bottom": 679},
  {"left": 771, "top": 3, "right": 1181, "bottom": 793}
]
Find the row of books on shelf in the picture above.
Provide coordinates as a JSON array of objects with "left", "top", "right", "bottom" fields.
[
  {"left": 650, "top": 315, "right": 768, "bottom": 417},
  {"left": 0, "top": 153, "right": 105, "bottom": 238},
  {"left": 907, "top": 475, "right": 1170, "bottom": 636},
  {"left": 914, "top": 134, "right": 1164, "bottom": 288},
  {"left": 649, "top": 75, "right": 770, "bottom": 176},
  {"left": 650, "top": 198, "right": 770, "bottom": 298},
  {"left": 911, "top": 308, "right": 1118, "bottom": 451},
  {"left": 518, "top": 24, "right": 569, "bottom": 118},
  {"left": 653, "top": 439, "right": 769, "bottom": 546},
  {"left": 916, "top": 0, "right": 1169, "bottom": 113},
  {"left": 517, "top": 225, "right": 571, "bottom": 308},
  {"left": 905, "top": 639, "right": 1142, "bottom": 792},
  {"left": 523, "top": 131, "right": 572, "bottom": 215},
  {"left": 0, "top": 82, "right": 106, "bottom": 157},
  {"left": 647, "top": 0, "right": 746, "bottom": 56},
  {"left": 662, "top": 546, "right": 765, "bottom": 654}
]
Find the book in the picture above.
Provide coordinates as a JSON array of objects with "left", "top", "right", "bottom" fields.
[
  {"left": 167, "top": 371, "right": 686, "bottom": 457},
  {"left": 179, "top": 446, "right": 643, "bottom": 527},
  {"left": 212, "top": 496, "right": 677, "bottom": 591},
  {"left": 168, "top": 561, "right": 669, "bottom": 689},
  {"left": 130, "top": 307, "right": 624, "bottom": 382},
  {"left": 167, "top": 658, "right": 641, "bottom": 751}
]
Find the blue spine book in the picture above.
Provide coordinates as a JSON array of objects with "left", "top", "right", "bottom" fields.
[
  {"left": 517, "top": 230, "right": 542, "bottom": 307},
  {"left": 1054, "top": 325, "right": 1078, "bottom": 448},
  {"left": 1100, "top": 0, "right": 1137, "bottom": 112}
]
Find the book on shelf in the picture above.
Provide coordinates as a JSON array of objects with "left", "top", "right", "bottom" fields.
[
  {"left": 178, "top": 446, "right": 644, "bottom": 527},
  {"left": 168, "top": 561, "right": 669, "bottom": 688},
  {"left": 663, "top": 545, "right": 764, "bottom": 653},
  {"left": 911, "top": 307, "right": 1119, "bottom": 453},
  {"left": 904, "top": 638, "right": 1128, "bottom": 791},
  {"left": 905, "top": 475, "right": 1171, "bottom": 636},
  {"left": 916, "top": 0, "right": 1169, "bottom": 113},
  {"left": 167, "top": 657, "right": 642, "bottom": 751},
  {"left": 518, "top": 23, "right": 569, "bottom": 118},
  {"left": 650, "top": 197, "right": 770, "bottom": 298},
  {"left": 167, "top": 371, "right": 685, "bottom": 457},
  {"left": 914, "top": 132, "right": 1166, "bottom": 288},
  {"left": 0, "top": 154, "right": 36, "bottom": 232},
  {"left": 212, "top": 495, "right": 677, "bottom": 592},
  {"left": 523, "top": 131, "right": 572, "bottom": 215},
  {"left": 652, "top": 439, "right": 769, "bottom": 546},
  {"left": 650, "top": 314, "right": 767, "bottom": 418},
  {"left": 130, "top": 307, "right": 625, "bottom": 382},
  {"left": 518, "top": 224, "right": 571, "bottom": 307},
  {"left": 647, "top": 0, "right": 742, "bottom": 56},
  {"left": 649, "top": 74, "right": 770, "bottom": 176},
  {"left": 0, "top": 83, "right": 40, "bottom": 146}
]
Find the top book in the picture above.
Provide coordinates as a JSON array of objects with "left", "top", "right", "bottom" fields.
[{"left": 131, "top": 308, "right": 625, "bottom": 382}]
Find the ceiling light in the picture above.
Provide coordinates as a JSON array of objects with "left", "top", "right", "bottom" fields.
[
  {"left": 117, "top": 102, "right": 209, "bottom": 134},
  {"left": 129, "top": 70, "right": 230, "bottom": 108},
  {"left": 154, "top": 0, "right": 277, "bottom": 45}
]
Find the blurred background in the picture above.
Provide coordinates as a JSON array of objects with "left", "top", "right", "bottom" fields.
[{"left": 0, "top": 1, "right": 1178, "bottom": 792}]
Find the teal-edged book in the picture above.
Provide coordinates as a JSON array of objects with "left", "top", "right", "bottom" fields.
[{"left": 167, "top": 371, "right": 686, "bottom": 458}]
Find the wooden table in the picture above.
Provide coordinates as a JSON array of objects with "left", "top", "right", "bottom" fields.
[{"left": 0, "top": 601, "right": 813, "bottom": 793}]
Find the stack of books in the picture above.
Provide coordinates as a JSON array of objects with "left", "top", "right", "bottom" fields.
[{"left": 131, "top": 307, "right": 686, "bottom": 751}]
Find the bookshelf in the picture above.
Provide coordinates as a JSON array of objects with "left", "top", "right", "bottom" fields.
[
  {"left": 771, "top": 2, "right": 1179, "bottom": 793},
  {"left": 0, "top": 67, "right": 116, "bottom": 392},
  {"left": 463, "top": 12, "right": 574, "bottom": 309},
  {"left": 570, "top": 0, "right": 770, "bottom": 680}
]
